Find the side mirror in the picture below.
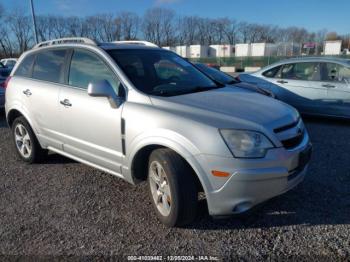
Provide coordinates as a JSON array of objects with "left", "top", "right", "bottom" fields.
[{"left": 87, "top": 80, "right": 123, "bottom": 108}]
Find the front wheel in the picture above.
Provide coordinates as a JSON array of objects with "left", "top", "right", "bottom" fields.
[{"left": 148, "top": 148, "right": 198, "bottom": 227}]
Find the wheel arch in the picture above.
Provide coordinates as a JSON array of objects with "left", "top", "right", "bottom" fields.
[
  {"left": 127, "top": 138, "right": 210, "bottom": 196},
  {"left": 6, "top": 107, "right": 40, "bottom": 138},
  {"left": 7, "top": 108, "right": 26, "bottom": 127}
]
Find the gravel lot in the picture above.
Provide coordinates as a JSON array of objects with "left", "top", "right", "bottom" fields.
[{"left": 0, "top": 109, "right": 349, "bottom": 260}]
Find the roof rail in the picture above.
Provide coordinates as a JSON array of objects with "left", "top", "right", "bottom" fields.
[
  {"left": 33, "top": 37, "right": 97, "bottom": 49},
  {"left": 113, "top": 40, "right": 159, "bottom": 47}
]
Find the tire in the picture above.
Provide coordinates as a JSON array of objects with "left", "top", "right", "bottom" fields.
[
  {"left": 148, "top": 148, "right": 198, "bottom": 227},
  {"left": 12, "top": 116, "right": 47, "bottom": 163}
]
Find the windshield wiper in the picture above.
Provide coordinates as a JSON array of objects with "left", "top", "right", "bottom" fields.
[
  {"left": 226, "top": 79, "right": 239, "bottom": 85},
  {"left": 150, "top": 85, "right": 223, "bottom": 97},
  {"left": 192, "top": 85, "right": 223, "bottom": 92}
]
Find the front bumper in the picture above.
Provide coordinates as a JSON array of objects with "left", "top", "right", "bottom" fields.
[{"left": 196, "top": 131, "right": 311, "bottom": 216}]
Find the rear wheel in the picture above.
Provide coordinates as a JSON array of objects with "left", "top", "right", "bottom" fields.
[
  {"left": 12, "top": 116, "right": 47, "bottom": 163},
  {"left": 148, "top": 148, "right": 198, "bottom": 227}
]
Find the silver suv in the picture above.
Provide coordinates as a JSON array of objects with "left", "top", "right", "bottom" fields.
[{"left": 5, "top": 38, "right": 312, "bottom": 227}]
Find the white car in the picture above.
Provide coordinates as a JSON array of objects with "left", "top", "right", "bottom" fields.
[
  {"left": 5, "top": 38, "right": 311, "bottom": 227},
  {"left": 239, "top": 57, "right": 350, "bottom": 118}
]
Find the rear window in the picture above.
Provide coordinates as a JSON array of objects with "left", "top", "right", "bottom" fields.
[
  {"left": 6, "top": 60, "right": 16, "bottom": 67},
  {"left": 14, "top": 54, "right": 35, "bottom": 77},
  {"left": 32, "top": 49, "right": 67, "bottom": 83}
]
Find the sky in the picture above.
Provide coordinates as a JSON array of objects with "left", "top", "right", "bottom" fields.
[{"left": 2, "top": 0, "right": 350, "bottom": 34}]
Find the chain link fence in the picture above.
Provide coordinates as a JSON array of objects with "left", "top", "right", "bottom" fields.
[{"left": 190, "top": 55, "right": 350, "bottom": 70}]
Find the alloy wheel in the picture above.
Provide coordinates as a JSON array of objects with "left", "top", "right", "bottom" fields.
[
  {"left": 14, "top": 124, "right": 32, "bottom": 158},
  {"left": 149, "top": 160, "right": 172, "bottom": 217}
]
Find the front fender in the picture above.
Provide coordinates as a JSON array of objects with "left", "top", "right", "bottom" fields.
[{"left": 125, "top": 129, "right": 213, "bottom": 193}]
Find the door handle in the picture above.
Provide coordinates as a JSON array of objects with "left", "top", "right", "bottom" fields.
[
  {"left": 22, "top": 89, "right": 32, "bottom": 96},
  {"left": 60, "top": 99, "right": 72, "bottom": 107},
  {"left": 277, "top": 80, "right": 288, "bottom": 84},
  {"left": 322, "top": 84, "right": 335, "bottom": 88}
]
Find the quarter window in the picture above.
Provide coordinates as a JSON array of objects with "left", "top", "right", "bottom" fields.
[
  {"left": 68, "top": 50, "right": 121, "bottom": 94},
  {"left": 32, "top": 50, "right": 67, "bottom": 83},
  {"left": 14, "top": 54, "right": 35, "bottom": 78}
]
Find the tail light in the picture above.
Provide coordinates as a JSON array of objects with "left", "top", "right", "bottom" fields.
[{"left": 0, "top": 76, "right": 12, "bottom": 89}]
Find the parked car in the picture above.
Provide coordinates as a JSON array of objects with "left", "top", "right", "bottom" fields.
[
  {"left": 239, "top": 57, "right": 350, "bottom": 118},
  {"left": 193, "top": 62, "right": 275, "bottom": 97},
  {"left": 0, "top": 61, "right": 11, "bottom": 77},
  {"left": 5, "top": 38, "right": 311, "bottom": 227},
  {"left": 0, "top": 62, "right": 11, "bottom": 108},
  {"left": 1, "top": 58, "right": 17, "bottom": 69},
  {"left": 0, "top": 80, "right": 5, "bottom": 109}
]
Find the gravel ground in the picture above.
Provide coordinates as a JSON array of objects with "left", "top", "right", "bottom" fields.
[{"left": 0, "top": 109, "right": 349, "bottom": 261}]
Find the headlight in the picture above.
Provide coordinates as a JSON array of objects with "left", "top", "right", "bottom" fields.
[{"left": 220, "top": 129, "right": 274, "bottom": 158}]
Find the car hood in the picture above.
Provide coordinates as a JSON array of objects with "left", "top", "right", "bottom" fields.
[{"left": 150, "top": 87, "right": 299, "bottom": 131}]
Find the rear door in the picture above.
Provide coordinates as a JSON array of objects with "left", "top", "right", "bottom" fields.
[
  {"left": 319, "top": 62, "right": 350, "bottom": 117},
  {"left": 59, "top": 48, "right": 125, "bottom": 175},
  {"left": 271, "top": 62, "right": 328, "bottom": 114},
  {"left": 16, "top": 49, "right": 68, "bottom": 150}
]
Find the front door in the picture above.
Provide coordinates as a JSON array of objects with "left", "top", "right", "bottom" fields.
[
  {"left": 273, "top": 62, "right": 328, "bottom": 114},
  {"left": 59, "top": 49, "right": 125, "bottom": 175}
]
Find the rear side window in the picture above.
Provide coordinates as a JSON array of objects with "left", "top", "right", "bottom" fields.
[
  {"left": 68, "top": 49, "right": 120, "bottom": 93},
  {"left": 322, "top": 63, "right": 350, "bottom": 83},
  {"left": 32, "top": 49, "right": 67, "bottom": 83},
  {"left": 14, "top": 54, "right": 35, "bottom": 77}
]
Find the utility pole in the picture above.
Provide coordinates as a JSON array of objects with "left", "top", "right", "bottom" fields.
[{"left": 30, "top": 0, "right": 38, "bottom": 44}]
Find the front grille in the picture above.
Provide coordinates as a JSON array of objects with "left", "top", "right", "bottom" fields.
[
  {"left": 273, "top": 118, "right": 299, "bottom": 133},
  {"left": 281, "top": 132, "right": 304, "bottom": 149},
  {"left": 274, "top": 118, "right": 304, "bottom": 150}
]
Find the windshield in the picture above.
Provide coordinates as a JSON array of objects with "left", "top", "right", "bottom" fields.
[
  {"left": 195, "top": 63, "right": 237, "bottom": 85},
  {"left": 107, "top": 49, "right": 219, "bottom": 96}
]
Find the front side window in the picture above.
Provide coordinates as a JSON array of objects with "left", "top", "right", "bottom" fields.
[
  {"left": 107, "top": 49, "right": 218, "bottom": 96},
  {"left": 14, "top": 54, "right": 35, "bottom": 77},
  {"left": 322, "top": 63, "right": 350, "bottom": 84},
  {"left": 69, "top": 49, "right": 121, "bottom": 94},
  {"left": 32, "top": 49, "right": 67, "bottom": 83},
  {"left": 281, "top": 62, "right": 321, "bottom": 81}
]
